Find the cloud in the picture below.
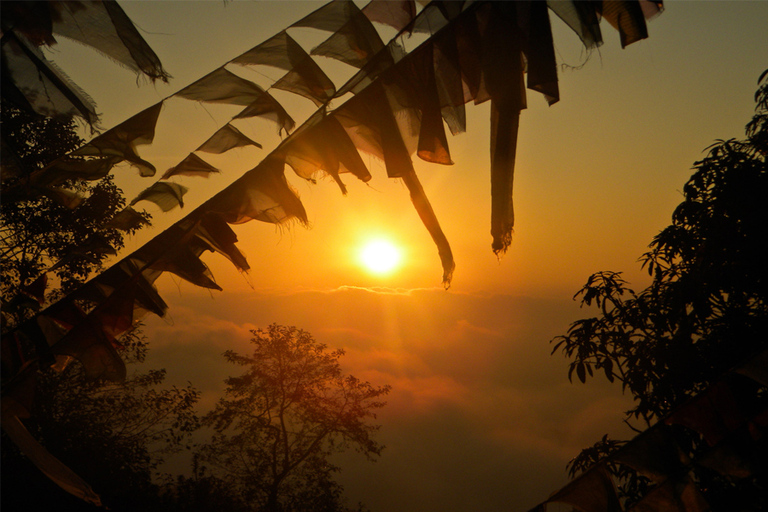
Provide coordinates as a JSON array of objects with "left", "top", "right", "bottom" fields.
[
  {"left": 138, "top": 284, "right": 634, "bottom": 511},
  {"left": 138, "top": 305, "right": 258, "bottom": 409},
  {"left": 333, "top": 403, "right": 574, "bottom": 512}
]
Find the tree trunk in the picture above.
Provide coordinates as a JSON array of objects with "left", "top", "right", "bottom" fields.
[{"left": 264, "top": 485, "right": 281, "bottom": 512}]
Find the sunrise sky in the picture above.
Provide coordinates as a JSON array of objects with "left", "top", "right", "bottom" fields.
[{"left": 45, "top": 1, "right": 768, "bottom": 511}]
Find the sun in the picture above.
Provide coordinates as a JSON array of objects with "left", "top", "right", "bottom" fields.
[{"left": 358, "top": 239, "right": 403, "bottom": 275}]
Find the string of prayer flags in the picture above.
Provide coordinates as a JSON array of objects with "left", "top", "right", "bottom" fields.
[
  {"left": 2, "top": 0, "right": 670, "bottom": 387},
  {"left": 4, "top": 0, "right": 667, "bottom": 299},
  {"left": 3, "top": 2, "right": 676, "bottom": 505}
]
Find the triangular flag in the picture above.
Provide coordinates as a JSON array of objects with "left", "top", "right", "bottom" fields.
[{"left": 130, "top": 182, "right": 188, "bottom": 212}]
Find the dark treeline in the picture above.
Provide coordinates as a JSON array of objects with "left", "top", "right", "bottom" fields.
[
  {"left": 1, "top": 94, "right": 387, "bottom": 512},
  {"left": 552, "top": 71, "right": 768, "bottom": 510},
  {"left": 1, "top": 324, "right": 388, "bottom": 512}
]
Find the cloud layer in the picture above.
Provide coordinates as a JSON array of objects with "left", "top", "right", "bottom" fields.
[{"left": 140, "top": 285, "right": 635, "bottom": 511}]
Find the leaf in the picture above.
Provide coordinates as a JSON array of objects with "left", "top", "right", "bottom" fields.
[
  {"left": 603, "top": 359, "right": 614, "bottom": 383},
  {"left": 576, "top": 362, "right": 586, "bottom": 384}
]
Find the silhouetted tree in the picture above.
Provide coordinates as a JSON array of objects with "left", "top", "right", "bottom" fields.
[
  {"left": 1, "top": 327, "right": 200, "bottom": 511},
  {"left": 552, "top": 71, "right": 768, "bottom": 508},
  {"left": 198, "top": 324, "right": 389, "bottom": 512},
  {"left": 158, "top": 456, "right": 250, "bottom": 512},
  {"left": 1, "top": 104, "right": 149, "bottom": 328}
]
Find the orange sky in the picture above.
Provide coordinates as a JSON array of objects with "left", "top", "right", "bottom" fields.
[{"left": 44, "top": 2, "right": 768, "bottom": 510}]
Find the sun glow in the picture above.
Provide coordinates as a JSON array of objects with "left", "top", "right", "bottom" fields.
[{"left": 358, "top": 239, "right": 403, "bottom": 275}]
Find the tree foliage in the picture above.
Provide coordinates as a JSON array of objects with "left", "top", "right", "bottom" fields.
[
  {"left": 1, "top": 327, "right": 201, "bottom": 511},
  {"left": 163, "top": 460, "right": 252, "bottom": 512},
  {"left": 0, "top": 104, "right": 149, "bottom": 328},
  {"left": 552, "top": 72, "right": 768, "bottom": 507},
  {"left": 198, "top": 324, "right": 389, "bottom": 512}
]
